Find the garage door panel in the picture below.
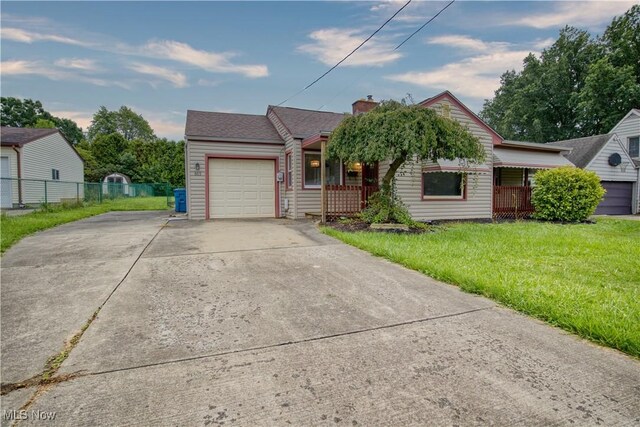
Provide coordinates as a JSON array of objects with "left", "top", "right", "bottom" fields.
[
  {"left": 208, "top": 158, "right": 276, "bottom": 219},
  {"left": 595, "top": 181, "right": 633, "bottom": 215}
]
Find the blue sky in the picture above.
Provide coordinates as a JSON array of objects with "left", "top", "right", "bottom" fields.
[{"left": 1, "top": 1, "right": 635, "bottom": 140}]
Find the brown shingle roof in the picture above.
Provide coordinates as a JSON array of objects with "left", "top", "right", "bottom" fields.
[
  {"left": 0, "top": 127, "right": 59, "bottom": 146},
  {"left": 546, "top": 134, "right": 611, "bottom": 168},
  {"left": 269, "top": 106, "right": 348, "bottom": 139},
  {"left": 185, "top": 110, "right": 283, "bottom": 143}
]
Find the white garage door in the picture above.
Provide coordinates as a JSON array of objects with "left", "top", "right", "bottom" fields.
[{"left": 208, "top": 158, "right": 276, "bottom": 219}]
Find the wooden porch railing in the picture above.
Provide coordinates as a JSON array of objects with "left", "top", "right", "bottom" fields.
[
  {"left": 493, "top": 186, "right": 534, "bottom": 219},
  {"left": 326, "top": 185, "right": 378, "bottom": 219}
]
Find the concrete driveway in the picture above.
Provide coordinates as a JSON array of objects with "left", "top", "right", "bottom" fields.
[{"left": 1, "top": 213, "right": 639, "bottom": 425}]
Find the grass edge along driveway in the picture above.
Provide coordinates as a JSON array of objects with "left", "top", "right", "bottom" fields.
[
  {"left": 323, "top": 219, "right": 640, "bottom": 358},
  {"left": 1, "top": 197, "right": 169, "bottom": 253}
]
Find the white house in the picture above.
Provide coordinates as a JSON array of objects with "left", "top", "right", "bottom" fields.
[
  {"left": 547, "top": 109, "right": 640, "bottom": 215},
  {"left": 0, "top": 127, "right": 84, "bottom": 208}
]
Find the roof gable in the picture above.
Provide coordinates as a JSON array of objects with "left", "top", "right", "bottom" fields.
[
  {"left": 610, "top": 108, "right": 640, "bottom": 133},
  {"left": 418, "top": 91, "right": 503, "bottom": 145},
  {"left": 584, "top": 133, "right": 638, "bottom": 171},
  {"left": 546, "top": 134, "right": 611, "bottom": 168},
  {"left": 185, "top": 110, "right": 283, "bottom": 143},
  {"left": 268, "top": 106, "right": 347, "bottom": 139},
  {"left": 0, "top": 127, "right": 59, "bottom": 145}
]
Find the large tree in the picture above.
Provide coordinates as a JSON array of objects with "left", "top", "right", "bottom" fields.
[
  {"left": 88, "top": 106, "right": 155, "bottom": 142},
  {"left": 328, "top": 100, "right": 485, "bottom": 194},
  {"left": 481, "top": 5, "right": 640, "bottom": 142},
  {"left": 0, "top": 97, "right": 84, "bottom": 144}
]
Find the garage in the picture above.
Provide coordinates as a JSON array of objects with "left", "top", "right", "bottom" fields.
[
  {"left": 208, "top": 158, "right": 276, "bottom": 219},
  {"left": 595, "top": 181, "right": 633, "bottom": 215}
]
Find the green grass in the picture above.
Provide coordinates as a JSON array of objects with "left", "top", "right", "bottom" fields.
[
  {"left": 1, "top": 197, "right": 169, "bottom": 253},
  {"left": 323, "top": 219, "right": 640, "bottom": 357}
]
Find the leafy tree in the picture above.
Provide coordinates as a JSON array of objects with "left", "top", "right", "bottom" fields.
[
  {"left": 32, "top": 118, "right": 56, "bottom": 128},
  {"left": 576, "top": 58, "right": 640, "bottom": 135},
  {"left": 601, "top": 5, "right": 640, "bottom": 81},
  {"left": 0, "top": 97, "right": 84, "bottom": 144},
  {"left": 91, "top": 133, "right": 129, "bottom": 168},
  {"left": 88, "top": 106, "right": 155, "bottom": 142},
  {"left": 329, "top": 100, "right": 484, "bottom": 194},
  {"left": 481, "top": 5, "right": 640, "bottom": 142}
]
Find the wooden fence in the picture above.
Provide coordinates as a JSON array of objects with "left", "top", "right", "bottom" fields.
[
  {"left": 326, "top": 185, "right": 378, "bottom": 219},
  {"left": 493, "top": 186, "right": 534, "bottom": 219}
]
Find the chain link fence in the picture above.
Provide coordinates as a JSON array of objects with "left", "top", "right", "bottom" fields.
[{"left": 0, "top": 177, "right": 173, "bottom": 209}]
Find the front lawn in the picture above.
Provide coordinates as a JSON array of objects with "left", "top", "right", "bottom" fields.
[
  {"left": 1, "top": 197, "right": 169, "bottom": 253},
  {"left": 323, "top": 219, "right": 640, "bottom": 357}
]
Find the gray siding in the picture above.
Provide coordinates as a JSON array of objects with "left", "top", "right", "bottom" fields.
[
  {"left": 186, "top": 139, "right": 285, "bottom": 219},
  {"left": 610, "top": 111, "right": 640, "bottom": 213},
  {"left": 380, "top": 99, "right": 493, "bottom": 221},
  {"left": 20, "top": 133, "right": 84, "bottom": 204},
  {"left": 585, "top": 135, "right": 638, "bottom": 214}
]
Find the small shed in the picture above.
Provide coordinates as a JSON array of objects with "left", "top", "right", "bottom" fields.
[{"left": 102, "top": 173, "right": 132, "bottom": 197}]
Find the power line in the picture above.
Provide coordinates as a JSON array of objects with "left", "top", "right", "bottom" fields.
[
  {"left": 393, "top": 0, "right": 455, "bottom": 51},
  {"left": 276, "top": 0, "right": 413, "bottom": 106},
  {"left": 317, "top": 0, "right": 456, "bottom": 111}
]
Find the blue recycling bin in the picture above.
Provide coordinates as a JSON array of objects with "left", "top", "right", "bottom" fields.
[{"left": 174, "top": 188, "right": 187, "bottom": 213}]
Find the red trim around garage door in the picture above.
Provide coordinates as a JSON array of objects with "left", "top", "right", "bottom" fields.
[{"left": 205, "top": 154, "right": 280, "bottom": 220}]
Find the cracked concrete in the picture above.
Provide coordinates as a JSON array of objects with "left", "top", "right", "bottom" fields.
[{"left": 1, "top": 216, "right": 639, "bottom": 425}]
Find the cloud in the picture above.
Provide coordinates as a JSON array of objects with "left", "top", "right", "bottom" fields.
[
  {"left": 426, "top": 35, "right": 511, "bottom": 52},
  {"left": 2, "top": 16, "right": 269, "bottom": 79},
  {"left": 298, "top": 28, "right": 402, "bottom": 67},
  {"left": 128, "top": 62, "right": 188, "bottom": 88},
  {"left": 387, "top": 49, "right": 532, "bottom": 99},
  {"left": 1, "top": 59, "right": 130, "bottom": 89},
  {"left": 54, "top": 58, "right": 100, "bottom": 72},
  {"left": 142, "top": 40, "right": 268, "bottom": 78},
  {"left": 0, "top": 27, "right": 91, "bottom": 46},
  {"left": 510, "top": 1, "right": 635, "bottom": 29}
]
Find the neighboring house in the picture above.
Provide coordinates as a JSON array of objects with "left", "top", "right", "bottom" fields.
[
  {"left": 0, "top": 127, "right": 84, "bottom": 208},
  {"left": 102, "top": 172, "right": 132, "bottom": 197},
  {"left": 547, "top": 133, "right": 639, "bottom": 215},
  {"left": 184, "top": 91, "right": 572, "bottom": 221}
]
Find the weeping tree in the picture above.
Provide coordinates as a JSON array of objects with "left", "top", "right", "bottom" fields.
[{"left": 327, "top": 100, "right": 485, "bottom": 223}]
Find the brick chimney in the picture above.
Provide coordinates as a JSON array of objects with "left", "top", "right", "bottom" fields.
[{"left": 352, "top": 95, "right": 378, "bottom": 115}]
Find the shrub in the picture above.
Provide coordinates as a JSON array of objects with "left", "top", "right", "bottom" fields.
[
  {"left": 360, "top": 192, "right": 414, "bottom": 225},
  {"left": 532, "top": 166, "right": 605, "bottom": 222}
]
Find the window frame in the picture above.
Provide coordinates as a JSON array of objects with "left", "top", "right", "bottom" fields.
[
  {"left": 51, "top": 169, "right": 60, "bottom": 181},
  {"left": 301, "top": 151, "right": 343, "bottom": 190},
  {"left": 628, "top": 136, "right": 639, "bottom": 158},
  {"left": 285, "top": 150, "right": 293, "bottom": 189},
  {"left": 421, "top": 172, "right": 466, "bottom": 201}
]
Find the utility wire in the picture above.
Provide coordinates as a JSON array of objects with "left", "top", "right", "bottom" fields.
[
  {"left": 317, "top": 0, "right": 456, "bottom": 111},
  {"left": 276, "top": 0, "right": 413, "bottom": 106},
  {"left": 393, "top": 0, "right": 455, "bottom": 51}
]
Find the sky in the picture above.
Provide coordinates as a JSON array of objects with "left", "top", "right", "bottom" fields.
[{"left": 1, "top": 1, "right": 635, "bottom": 140}]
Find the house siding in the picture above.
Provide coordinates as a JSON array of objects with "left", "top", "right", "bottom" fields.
[
  {"left": 585, "top": 135, "right": 638, "bottom": 214},
  {"left": 380, "top": 99, "right": 494, "bottom": 221},
  {"left": 0, "top": 146, "right": 20, "bottom": 206},
  {"left": 186, "top": 139, "right": 285, "bottom": 219},
  {"left": 609, "top": 111, "right": 640, "bottom": 213},
  {"left": 19, "top": 133, "right": 84, "bottom": 204},
  {"left": 267, "top": 110, "right": 298, "bottom": 218}
]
